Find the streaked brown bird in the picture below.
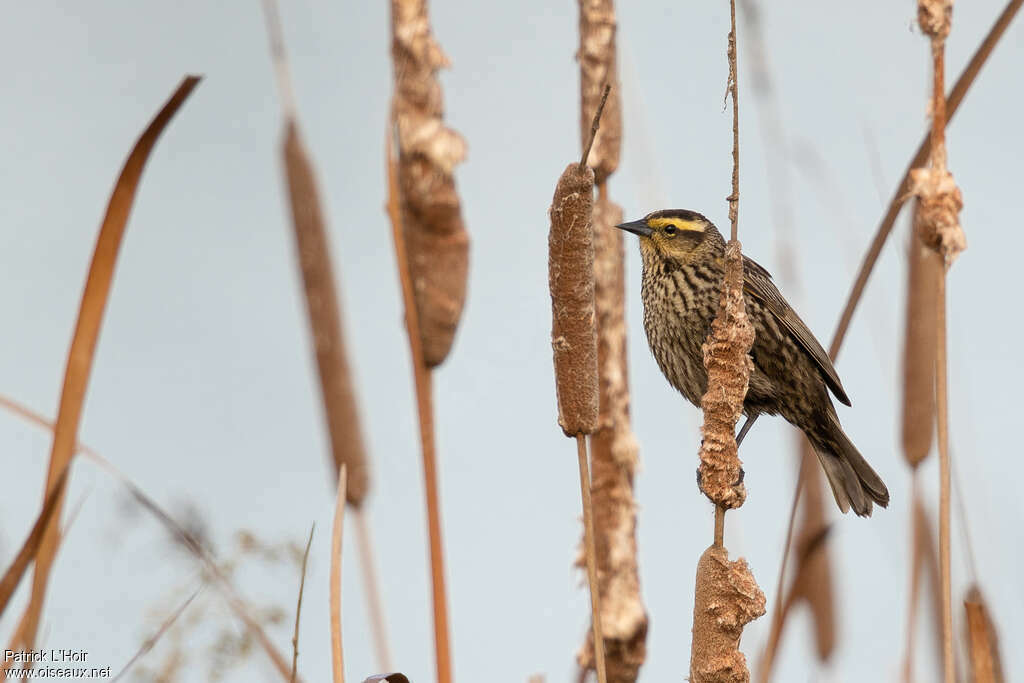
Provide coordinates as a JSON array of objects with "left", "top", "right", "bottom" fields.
[{"left": 618, "top": 209, "right": 889, "bottom": 516}]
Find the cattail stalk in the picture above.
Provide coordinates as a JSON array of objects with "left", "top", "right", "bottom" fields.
[
  {"left": 573, "top": 4, "right": 647, "bottom": 679},
  {"left": 908, "top": 3, "right": 967, "bottom": 681},
  {"left": 387, "top": 3, "right": 470, "bottom": 673},
  {"left": 386, "top": 127, "right": 454, "bottom": 683},
  {"left": 689, "top": 3, "right": 766, "bottom": 681},
  {"left": 331, "top": 465, "right": 348, "bottom": 683}
]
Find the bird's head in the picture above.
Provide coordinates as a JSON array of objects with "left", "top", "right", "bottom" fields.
[{"left": 616, "top": 209, "right": 721, "bottom": 265}]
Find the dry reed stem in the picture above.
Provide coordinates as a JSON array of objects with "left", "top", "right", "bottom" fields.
[
  {"left": 577, "top": 195, "right": 647, "bottom": 683},
  {"left": 549, "top": 161, "right": 599, "bottom": 436},
  {"left": 829, "top": 0, "right": 1020, "bottom": 358},
  {"left": 111, "top": 586, "right": 203, "bottom": 682},
  {"left": 264, "top": 0, "right": 371, "bottom": 506},
  {"left": 935, "top": 272, "right": 955, "bottom": 683},
  {"left": 0, "top": 467, "right": 70, "bottom": 617},
  {"left": 7, "top": 76, "right": 200, "bottom": 663},
  {"left": 963, "top": 586, "right": 1004, "bottom": 683},
  {"left": 0, "top": 394, "right": 298, "bottom": 681},
  {"left": 689, "top": 546, "right": 767, "bottom": 682},
  {"left": 386, "top": 122, "right": 453, "bottom": 683},
  {"left": 281, "top": 124, "right": 371, "bottom": 504},
  {"left": 578, "top": 0, "right": 621, "bottom": 184},
  {"left": 390, "top": 0, "right": 469, "bottom": 368},
  {"left": 902, "top": 241, "right": 941, "bottom": 467},
  {"left": 912, "top": 3, "right": 962, "bottom": 680},
  {"left": 577, "top": 435, "right": 609, "bottom": 683},
  {"left": 290, "top": 525, "right": 315, "bottom": 683},
  {"left": 332, "top": 465, "right": 348, "bottom": 683},
  {"left": 697, "top": 240, "right": 753, "bottom": 510},
  {"left": 354, "top": 510, "right": 393, "bottom": 671},
  {"left": 725, "top": 0, "right": 740, "bottom": 241}
]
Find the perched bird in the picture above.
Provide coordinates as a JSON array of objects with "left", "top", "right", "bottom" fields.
[{"left": 617, "top": 209, "right": 889, "bottom": 516}]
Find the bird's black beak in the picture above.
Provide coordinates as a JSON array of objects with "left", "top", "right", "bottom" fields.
[{"left": 615, "top": 219, "right": 654, "bottom": 237}]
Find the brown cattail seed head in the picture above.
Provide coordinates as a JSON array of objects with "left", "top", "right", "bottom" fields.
[
  {"left": 283, "top": 123, "right": 370, "bottom": 505},
  {"left": 901, "top": 236, "right": 940, "bottom": 468},
  {"left": 909, "top": 167, "right": 966, "bottom": 265},
  {"left": 963, "top": 585, "right": 1005, "bottom": 682},
  {"left": 918, "top": 0, "right": 953, "bottom": 41},
  {"left": 391, "top": 0, "right": 470, "bottom": 367},
  {"left": 697, "top": 241, "right": 753, "bottom": 508},
  {"left": 578, "top": 0, "right": 622, "bottom": 185},
  {"left": 548, "top": 163, "right": 599, "bottom": 436},
  {"left": 689, "top": 545, "right": 766, "bottom": 682}
]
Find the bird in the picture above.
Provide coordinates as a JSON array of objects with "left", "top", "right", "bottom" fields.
[{"left": 616, "top": 208, "right": 889, "bottom": 516}]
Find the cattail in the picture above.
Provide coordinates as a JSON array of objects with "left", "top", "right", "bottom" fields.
[
  {"left": 697, "top": 241, "right": 753, "bottom": 509},
  {"left": 390, "top": 0, "right": 470, "bottom": 368},
  {"left": 578, "top": 0, "right": 621, "bottom": 185},
  {"left": 901, "top": 235, "right": 940, "bottom": 467},
  {"left": 283, "top": 124, "right": 370, "bottom": 506},
  {"left": 963, "top": 586, "right": 1004, "bottom": 683},
  {"left": 548, "top": 162, "right": 599, "bottom": 436},
  {"left": 689, "top": 545, "right": 766, "bottom": 682}
]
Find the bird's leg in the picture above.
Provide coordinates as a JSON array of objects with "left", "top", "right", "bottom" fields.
[
  {"left": 736, "top": 414, "right": 758, "bottom": 447},
  {"left": 731, "top": 415, "right": 759, "bottom": 486}
]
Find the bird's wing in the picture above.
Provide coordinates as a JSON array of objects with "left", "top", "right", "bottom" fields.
[{"left": 742, "top": 255, "right": 851, "bottom": 406}]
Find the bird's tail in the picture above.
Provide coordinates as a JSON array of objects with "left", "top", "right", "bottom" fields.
[{"left": 810, "top": 421, "right": 889, "bottom": 517}]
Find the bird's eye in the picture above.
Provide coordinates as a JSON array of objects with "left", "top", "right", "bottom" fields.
[{"left": 663, "top": 224, "right": 677, "bottom": 236}]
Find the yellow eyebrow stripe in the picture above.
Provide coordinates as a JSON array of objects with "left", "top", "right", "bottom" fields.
[{"left": 649, "top": 216, "right": 704, "bottom": 232}]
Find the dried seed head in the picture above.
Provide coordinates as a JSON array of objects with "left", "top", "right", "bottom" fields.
[
  {"left": 689, "top": 545, "right": 766, "bottom": 682},
  {"left": 918, "top": 0, "right": 953, "bottom": 41},
  {"left": 909, "top": 167, "right": 966, "bottom": 265},
  {"left": 549, "top": 163, "right": 599, "bottom": 436},
  {"left": 963, "top": 585, "right": 1005, "bottom": 682},
  {"left": 578, "top": 0, "right": 622, "bottom": 184},
  {"left": 901, "top": 237, "right": 940, "bottom": 467},
  {"left": 697, "top": 241, "right": 753, "bottom": 508},
  {"left": 283, "top": 124, "right": 370, "bottom": 505},
  {"left": 391, "top": 0, "right": 470, "bottom": 367}
]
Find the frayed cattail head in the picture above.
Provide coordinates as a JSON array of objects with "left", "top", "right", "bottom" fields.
[
  {"left": 697, "top": 241, "right": 753, "bottom": 508},
  {"left": 689, "top": 545, "right": 766, "bottom": 682},
  {"left": 391, "top": 0, "right": 470, "bottom": 368},
  {"left": 548, "top": 163, "right": 599, "bottom": 437}
]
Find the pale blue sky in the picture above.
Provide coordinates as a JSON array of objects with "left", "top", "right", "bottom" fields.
[{"left": 1, "top": 1, "right": 1022, "bottom": 681}]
